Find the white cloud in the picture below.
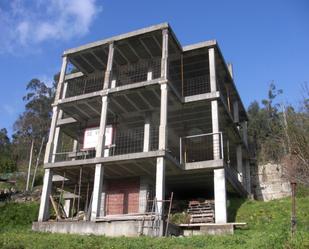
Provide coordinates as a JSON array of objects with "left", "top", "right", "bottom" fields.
[{"left": 0, "top": 0, "right": 102, "bottom": 53}]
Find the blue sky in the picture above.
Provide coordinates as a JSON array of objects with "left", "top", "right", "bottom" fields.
[{"left": 0, "top": 0, "right": 308, "bottom": 136}]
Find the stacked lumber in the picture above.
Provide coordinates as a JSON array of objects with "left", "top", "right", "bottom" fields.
[{"left": 187, "top": 200, "right": 215, "bottom": 223}]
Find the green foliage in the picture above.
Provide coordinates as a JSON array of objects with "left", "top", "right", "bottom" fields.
[
  {"left": 0, "top": 202, "right": 39, "bottom": 232},
  {"left": 0, "top": 197, "right": 309, "bottom": 248},
  {"left": 0, "top": 128, "right": 16, "bottom": 173},
  {"left": 12, "top": 78, "right": 55, "bottom": 171},
  {"left": 247, "top": 83, "right": 285, "bottom": 163}
]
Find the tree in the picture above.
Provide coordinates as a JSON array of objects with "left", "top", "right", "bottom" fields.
[
  {"left": 281, "top": 84, "right": 309, "bottom": 186},
  {"left": 12, "top": 77, "right": 56, "bottom": 169},
  {"left": 0, "top": 128, "right": 16, "bottom": 173},
  {"left": 247, "top": 82, "right": 284, "bottom": 163}
]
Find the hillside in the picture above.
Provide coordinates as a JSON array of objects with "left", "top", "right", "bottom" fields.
[{"left": 0, "top": 196, "right": 308, "bottom": 249}]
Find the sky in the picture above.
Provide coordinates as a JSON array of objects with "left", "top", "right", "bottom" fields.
[{"left": 0, "top": 0, "right": 308, "bottom": 136}]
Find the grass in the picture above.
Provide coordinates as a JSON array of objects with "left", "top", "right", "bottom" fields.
[{"left": 0, "top": 197, "right": 309, "bottom": 249}]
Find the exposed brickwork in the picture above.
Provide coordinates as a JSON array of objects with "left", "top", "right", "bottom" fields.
[{"left": 105, "top": 177, "right": 140, "bottom": 215}]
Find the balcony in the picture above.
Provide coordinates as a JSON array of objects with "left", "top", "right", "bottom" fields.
[
  {"left": 65, "top": 72, "right": 104, "bottom": 98},
  {"left": 52, "top": 126, "right": 159, "bottom": 163},
  {"left": 180, "top": 132, "right": 223, "bottom": 165}
]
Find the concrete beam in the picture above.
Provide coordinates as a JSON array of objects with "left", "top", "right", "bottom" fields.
[
  {"left": 44, "top": 150, "right": 166, "bottom": 169},
  {"left": 64, "top": 23, "right": 169, "bottom": 56},
  {"left": 184, "top": 91, "right": 220, "bottom": 103},
  {"left": 185, "top": 159, "right": 224, "bottom": 170},
  {"left": 64, "top": 71, "right": 84, "bottom": 81},
  {"left": 183, "top": 40, "right": 217, "bottom": 52}
]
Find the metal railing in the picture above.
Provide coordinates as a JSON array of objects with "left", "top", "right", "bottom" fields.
[
  {"left": 179, "top": 132, "right": 223, "bottom": 164},
  {"left": 51, "top": 126, "right": 159, "bottom": 162},
  {"left": 111, "top": 58, "right": 161, "bottom": 87},
  {"left": 65, "top": 72, "right": 105, "bottom": 98},
  {"left": 183, "top": 75, "right": 210, "bottom": 97}
]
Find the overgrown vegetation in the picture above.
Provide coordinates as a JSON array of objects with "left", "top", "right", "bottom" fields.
[
  {"left": 247, "top": 82, "right": 309, "bottom": 186},
  {"left": 0, "top": 196, "right": 308, "bottom": 249}
]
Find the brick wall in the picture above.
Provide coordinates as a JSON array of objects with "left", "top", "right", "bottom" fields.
[{"left": 105, "top": 177, "right": 140, "bottom": 215}]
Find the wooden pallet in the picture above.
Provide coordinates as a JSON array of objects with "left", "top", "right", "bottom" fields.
[{"left": 187, "top": 200, "right": 215, "bottom": 223}]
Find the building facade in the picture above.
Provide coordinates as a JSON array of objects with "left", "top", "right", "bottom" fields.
[{"left": 35, "top": 23, "right": 250, "bottom": 236}]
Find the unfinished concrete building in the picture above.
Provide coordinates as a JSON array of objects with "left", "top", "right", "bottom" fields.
[{"left": 33, "top": 23, "right": 250, "bottom": 236}]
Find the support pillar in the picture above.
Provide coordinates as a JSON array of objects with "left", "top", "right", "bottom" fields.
[
  {"left": 236, "top": 145, "right": 243, "bottom": 183},
  {"left": 39, "top": 56, "right": 67, "bottom": 222},
  {"left": 143, "top": 114, "right": 151, "bottom": 152},
  {"left": 91, "top": 95, "right": 109, "bottom": 220},
  {"left": 241, "top": 121, "right": 248, "bottom": 146},
  {"left": 156, "top": 157, "right": 165, "bottom": 218},
  {"left": 103, "top": 42, "right": 114, "bottom": 89},
  {"left": 139, "top": 176, "right": 149, "bottom": 213},
  {"left": 154, "top": 28, "right": 169, "bottom": 236},
  {"left": 233, "top": 101, "right": 239, "bottom": 124},
  {"left": 38, "top": 169, "right": 53, "bottom": 221},
  {"left": 209, "top": 48, "right": 220, "bottom": 160},
  {"left": 214, "top": 168, "right": 227, "bottom": 224}
]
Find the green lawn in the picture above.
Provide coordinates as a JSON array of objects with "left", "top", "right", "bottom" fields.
[{"left": 0, "top": 197, "right": 308, "bottom": 249}]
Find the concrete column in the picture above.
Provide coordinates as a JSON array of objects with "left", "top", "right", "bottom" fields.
[
  {"left": 38, "top": 56, "right": 68, "bottom": 222},
  {"left": 91, "top": 164, "right": 104, "bottom": 220},
  {"left": 143, "top": 115, "right": 151, "bottom": 152},
  {"left": 43, "top": 56, "right": 68, "bottom": 164},
  {"left": 54, "top": 56, "right": 68, "bottom": 102},
  {"left": 43, "top": 106, "right": 59, "bottom": 163},
  {"left": 209, "top": 48, "right": 217, "bottom": 92},
  {"left": 236, "top": 145, "right": 243, "bottom": 183},
  {"left": 159, "top": 83, "right": 168, "bottom": 150},
  {"left": 147, "top": 68, "right": 153, "bottom": 81},
  {"left": 64, "top": 199, "right": 71, "bottom": 217},
  {"left": 91, "top": 95, "right": 109, "bottom": 220},
  {"left": 227, "top": 63, "right": 233, "bottom": 79},
  {"left": 100, "top": 183, "right": 106, "bottom": 216},
  {"left": 241, "top": 121, "right": 248, "bottom": 146},
  {"left": 103, "top": 42, "right": 114, "bottom": 89},
  {"left": 209, "top": 47, "right": 220, "bottom": 160},
  {"left": 38, "top": 169, "right": 53, "bottom": 221},
  {"left": 139, "top": 176, "right": 149, "bottom": 213},
  {"left": 233, "top": 101, "right": 239, "bottom": 123},
  {"left": 211, "top": 101, "right": 220, "bottom": 160},
  {"left": 156, "top": 157, "right": 165, "bottom": 218},
  {"left": 246, "top": 160, "right": 251, "bottom": 194},
  {"left": 96, "top": 96, "right": 109, "bottom": 157},
  {"left": 161, "top": 29, "right": 169, "bottom": 80},
  {"left": 214, "top": 168, "right": 227, "bottom": 224}
]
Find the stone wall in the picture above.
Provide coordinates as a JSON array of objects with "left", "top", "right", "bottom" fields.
[{"left": 251, "top": 163, "right": 291, "bottom": 201}]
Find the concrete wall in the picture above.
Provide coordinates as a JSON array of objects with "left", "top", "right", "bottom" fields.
[
  {"left": 251, "top": 163, "right": 291, "bottom": 201},
  {"left": 33, "top": 221, "right": 148, "bottom": 237}
]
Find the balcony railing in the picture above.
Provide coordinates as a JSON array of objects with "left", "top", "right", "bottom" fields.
[
  {"left": 65, "top": 72, "right": 105, "bottom": 98},
  {"left": 179, "top": 132, "right": 223, "bottom": 164},
  {"left": 111, "top": 58, "right": 161, "bottom": 87},
  {"left": 52, "top": 126, "right": 159, "bottom": 163}
]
